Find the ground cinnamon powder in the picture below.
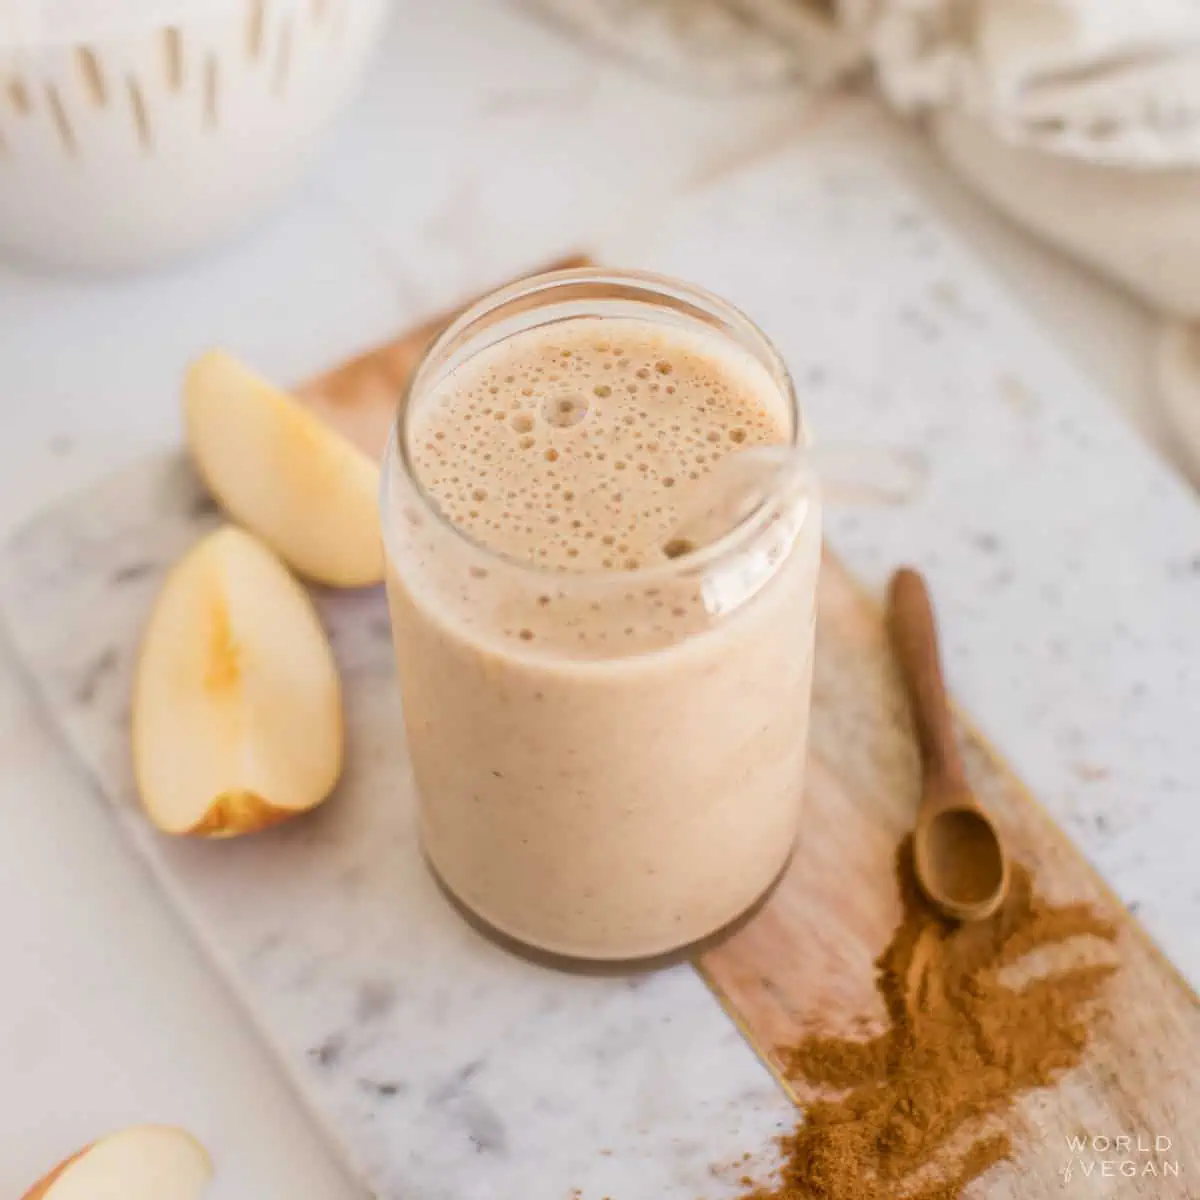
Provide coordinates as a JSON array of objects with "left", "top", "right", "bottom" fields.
[{"left": 741, "top": 839, "right": 1119, "bottom": 1199}]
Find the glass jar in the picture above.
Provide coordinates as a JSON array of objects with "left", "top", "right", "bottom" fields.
[{"left": 381, "top": 267, "right": 821, "bottom": 962}]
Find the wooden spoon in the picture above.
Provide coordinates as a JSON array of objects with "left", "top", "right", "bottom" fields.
[{"left": 887, "top": 567, "right": 1010, "bottom": 922}]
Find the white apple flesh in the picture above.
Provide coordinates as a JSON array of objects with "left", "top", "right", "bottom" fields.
[
  {"left": 186, "top": 349, "right": 384, "bottom": 588},
  {"left": 133, "top": 526, "right": 344, "bottom": 837},
  {"left": 23, "top": 1125, "right": 211, "bottom": 1200}
]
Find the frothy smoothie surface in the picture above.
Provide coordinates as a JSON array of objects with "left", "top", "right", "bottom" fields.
[{"left": 409, "top": 318, "right": 789, "bottom": 571}]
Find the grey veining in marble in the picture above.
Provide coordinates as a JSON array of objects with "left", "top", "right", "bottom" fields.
[{"left": 2, "top": 151, "right": 1199, "bottom": 1199}]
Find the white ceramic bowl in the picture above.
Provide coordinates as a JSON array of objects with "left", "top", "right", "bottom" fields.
[{"left": 0, "top": 0, "right": 389, "bottom": 272}]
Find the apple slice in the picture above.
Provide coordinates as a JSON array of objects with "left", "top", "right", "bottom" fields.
[
  {"left": 23, "top": 1125, "right": 211, "bottom": 1200},
  {"left": 185, "top": 349, "right": 383, "bottom": 588},
  {"left": 133, "top": 526, "right": 343, "bottom": 837}
]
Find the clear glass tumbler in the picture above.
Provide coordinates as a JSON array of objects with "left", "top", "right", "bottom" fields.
[{"left": 381, "top": 268, "right": 821, "bottom": 962}]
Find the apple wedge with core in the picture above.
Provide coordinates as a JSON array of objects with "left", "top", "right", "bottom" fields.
[
  {"left": 185, "top": 349, "right": 383, "bottom": 587},
  {"left": 133, "top": 526, "right": 344, "bottom": 837},
  {"left": 22, "top": 1125, "right": 212, "bottom": 1200}
]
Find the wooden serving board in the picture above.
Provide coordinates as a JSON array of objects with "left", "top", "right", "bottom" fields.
[{"left": 3, "top": 254, "right": 1199, "bottom": 1197}]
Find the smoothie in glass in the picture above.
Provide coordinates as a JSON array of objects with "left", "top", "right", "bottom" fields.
[{"left": 382, "top": 269, "right": 821, "bottom": 960}]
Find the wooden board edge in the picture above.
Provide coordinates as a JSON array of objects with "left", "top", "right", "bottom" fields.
[{"left": 693, "top": 965, "right": 803, "bottom": 1106}]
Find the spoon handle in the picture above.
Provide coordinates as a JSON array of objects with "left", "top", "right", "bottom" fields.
[{"left": 887, "top": 568, "right": 967, "bottom": 790}]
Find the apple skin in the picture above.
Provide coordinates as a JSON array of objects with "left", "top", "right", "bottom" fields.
[{"left": 22, "top": 1147, "right": 88, "bottom": 1200}]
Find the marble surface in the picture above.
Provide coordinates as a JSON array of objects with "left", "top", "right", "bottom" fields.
[
  {"left": 3, "top": 149, "right": 1199, "bottom": 1198},
  {"left": 0, "top": 2, "right": 1194, "bottom": 1198},
  {"left": 2, "top": 459, "right": 791, "bottom": 1200}
]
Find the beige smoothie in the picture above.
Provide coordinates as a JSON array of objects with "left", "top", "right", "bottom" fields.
[{"left": 383, "top": 296, "right": 821, "bottom": 960}]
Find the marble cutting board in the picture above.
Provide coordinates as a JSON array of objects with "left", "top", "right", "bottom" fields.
[{"left": 3, "top": 148, "right": 1200, "bottom": 1198}]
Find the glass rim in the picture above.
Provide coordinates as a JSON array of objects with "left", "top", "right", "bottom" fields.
[{"left": 381, "top": 265, "right": 809, "bottom": 587}]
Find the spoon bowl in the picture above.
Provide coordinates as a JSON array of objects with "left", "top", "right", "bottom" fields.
[{"left": 913, "top": 795, "right": 1009, "bottom": 922}]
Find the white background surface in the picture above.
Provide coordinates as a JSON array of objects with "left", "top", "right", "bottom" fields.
[{"left": 0, "top": 3, "right": 1189, "bottom": 1197}]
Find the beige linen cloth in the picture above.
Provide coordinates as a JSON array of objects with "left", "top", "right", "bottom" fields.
[
  {"left": 522, "top": 1, "right": 1200, "bottom": 477},
  {"left": 848, "top": 0, "right": 1200, "bottom": 482}
]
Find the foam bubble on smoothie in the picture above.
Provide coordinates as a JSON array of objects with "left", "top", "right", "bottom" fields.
[{"left": 410, "top": 318, "right": 789, "bottom": 574}]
